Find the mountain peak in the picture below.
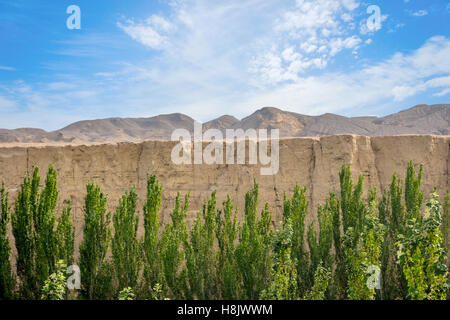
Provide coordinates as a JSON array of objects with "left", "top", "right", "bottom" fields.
[{"left": 0, "top": 104, "right": 448, "bottom": 143}]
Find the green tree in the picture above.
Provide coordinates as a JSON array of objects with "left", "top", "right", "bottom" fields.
[
  {"left": 79, "top": 183, "right": 112, "bottom": 300},
  {"left": 215, "top": 195, "right": 240, "bottom": 300},
  {"left": 305, "top": 263, "right": 331, "bottom": 300},
  {"left": 262, "top": 216, "right": 297, "bottom": 300},
  {"left": 285, "top": 185, "right": 308, "bottom": 296},
  {"left": 160, "top": 192, "right": 189, "bottom": 298},
  {"left": 112, "top": 187, "right": 141, "bottom": 292},
  {"left": 56, "top": 201, "right": 75, "bottom": 266},
  {"left": 307, "top": 200, "right": 334, "bottom": 294},
  {"left": 12, "top": 166, "right": 60, "bottom": 299},
  {"left": 397, "top": 192, "right": 449, "bottom": 300},
  {"left": 443, "top": 190, "right": 449, "bottom": 263},
  {"left": 35, "top": 165, "right": 59, "bottom": 281},
  {"left": 0, "top": 183, "right": 15, "bottom": 299},
  {"left": 405, "top": 162, "right": 424, "bottom": 220},
  {"left": 332, "top": 165, "right": 365, "bottom": 299},
  {"left": 185, "top": 191, "right": 218, "bottom": 299},
  {"left": 345, "top": 197, "right": 385, "bottom": 300},
  {"left": 142, "top": 175, "right": 162, "bottom": 297},
  {"left": 235, "top": 182, "right": 272, "bottom": 299}
]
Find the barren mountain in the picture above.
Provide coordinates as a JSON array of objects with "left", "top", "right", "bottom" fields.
[{"left": 0, "top": 104, "right": 448, "bottom": 143}]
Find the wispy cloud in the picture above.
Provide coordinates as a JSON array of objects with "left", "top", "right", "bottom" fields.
[
  {"left": 411, "top": 10, "right": 428, "bottom": 17},
  {"left": 0, "top": 0, "right": 449, "bottom": 130},
  {"left": 0, "top": 66, "right": 15, "bottom": 71}
]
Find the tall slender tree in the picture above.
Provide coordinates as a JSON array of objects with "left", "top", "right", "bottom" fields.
[
  {"left": 235, "top": 182, "right": 272, "bottom": 299},
  {"left": 142, "top": 175, "right": 162, "bottom": 298},
  {"left": 405, "top": 162, "right": 424, "bottom": 220},
  {"left": 112, "top": 187, "right": 141, "bottom": 293},
  {"left": 286, "top": 184, "right": 308, "bottom": 296},
  {"left": 12, "top": 166, "right": 60, "bottom": 299},
  {"left": 0, "top": 183, "right": 15, "bottom": 299},
  {"left": 397, "top": 192, "right": 448, "bottom": 300},
  {"left": 215, "top": 195, "right": 240, "bottom": 299},
  {"left": 185, "top": 191, "right": 217, "bottom": 299},
  {"left": 56, "top": 200, "right": 75, "bottom": 266},
  {"left": 79, "top": 183, "right": 112, "bottom": 300},
  {"left": 160, "top": 192, "right": 189, "bottom": 298}
]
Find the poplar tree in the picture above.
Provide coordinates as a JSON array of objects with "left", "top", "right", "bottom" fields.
[
  {"left": 12, "top": 166, "right": 60, "bottom": 299},
  {"left": 160, "top": 192, "right": 189, "bottom": 298},
  {"left": 56, "top": 201, "right": 75, "bottom": 266},
  {"left": 215, "top": 196, "right": 240, "bottom": 300},
  {"left": 305, "top": 262, "right": 331, "bottom": 300},
  {"left": 185, "top": 191, "right": 217, "bottom": 299},
  {"left": 442, "top": 190, "right": 449, "bottom": 262},
  {"left": 262, "top": 214, "right": 297, "bottom": 300},
  {"left": 307, "top": 199, "right": 334, "bottom": 295},
  {"left": 332, "top": 165, "right": 365, "bottom": 299},
  {"left": 235, "top": 182, "right": 272, "bottom": 299},
  {"left": 405, "top": 162, "right": 424, "bottom": 220},
  {"left": 0, "top": 183, "right": 15, "bottom": 300},
  {"left": 285, "top": 184, "right": 308, "bottom": 296},
  {"left": 142, "top": 175, "right": 162, "bottom": 297},
  {"left": 112, "top": 187, "right": 141, "bottom": 292},
  {"left": 397, "top": 192, "right": 448, "bottom": 300},
  {"left": 79, "top": 183, "right": 112, "bottom": 300},
  {"left": 345, "top": 195, "right": 385, "bottom": 300}
]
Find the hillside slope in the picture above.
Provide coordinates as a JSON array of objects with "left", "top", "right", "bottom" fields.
[{"left": 0, "top": 104, "right": 448, "bottom": 142}]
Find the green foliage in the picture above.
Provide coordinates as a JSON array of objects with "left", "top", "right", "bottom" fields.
[
  {"left": 41, "top": 260, "right": 67, "bottom": 300},
  {"left": 160, "top": 192, "right": 189, "bottom": 298},
  {"left": 79, "top": 183, "right": 112, "bottom": 300},
  {"left": 142, "top": 175, "right": 162, "bottom": 297},
  {"left": 185, "top": 191, "right": 218, "bottom": 299},
  {"left": 443, "top": 190, "right": 449, "bottom": 261},
  {"left": 262, "top": 218, "right": 297, "bottom": 300},
  {"left": 12, "top": 166, "right": 61, "bottom": 299},
  {"left": 305, "top": 263, "right": 331, "bottom": 300},
  {"left": 215, "top": 196, "right": 240, "bottom": 299},
  {"left": 332, "top": 165, "right": 365, "bottom": 299},
  {"left": 112, "top": 187, "right": 141, "bottom": 293},
  {"left": 151, "top": 283, "right": 169, "bottom": 300},
  {"left": 284, "top": 185, "right": 308, "bottom": 296},
  {"left": 307, "top": 200, "right": 334, "bottom": 294},
  {"left": 405, "top": 162, "right": 424, "bottom": 221},
  {"left": 3, "top": 162, "right": 448, "bottom": 301},
  {"left": 397, "top": 192, "right": 449, "bottom": 300},
  {"left": 236, "top": 182, "right": 273, "bottom": 299},
  {"left": 0, "top": 183, "right": 15, "bottom": 299},
  {"left": 345, "top": 198, "right": 385, "bottom": 300},
  {"left": 380, "top": 164, "right": 424, "bottom": 300},
  {"left": 56, "top": 201, "right": 75, "bottom": 266},
  {"left": 118, "top": 287, "right": 136, "bottom": 300}
]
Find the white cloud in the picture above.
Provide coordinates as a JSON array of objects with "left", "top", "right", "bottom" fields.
[
  {"left": 237, "top": 36, "right": 450, "bottom": 115},
  {"left": 412, "top": 10, "right": 428, "bottom": 17},
  {"left": 0, "top": 1, "right": 448, "bottom": 129},
  {"left": 249, "top": 0, "right": 370, "bottom": 85},
  {"left": 117, "top": 15, "right": 174, "bottom": 50},
  {"left": 0, "top": 66, "right": 15, "bottom": 71}
]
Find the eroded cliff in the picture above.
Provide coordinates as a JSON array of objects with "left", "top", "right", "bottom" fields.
[{"left": 0, "top": 135, "right": 448, "bottom": 254}]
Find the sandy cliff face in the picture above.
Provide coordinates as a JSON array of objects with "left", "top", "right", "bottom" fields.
[{"left": 0, "top": 135, "right": 449, "bottom": 255}]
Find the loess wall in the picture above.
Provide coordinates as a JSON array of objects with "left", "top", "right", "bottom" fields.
[{"left": 0, "top": 135, "right": 449, "bottom": 258}]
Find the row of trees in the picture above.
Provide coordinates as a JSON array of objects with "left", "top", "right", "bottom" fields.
[{"left": 0, "top": 162, "right": 448, "bottom": 300}]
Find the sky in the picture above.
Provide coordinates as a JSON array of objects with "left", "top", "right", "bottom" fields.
[{"left": 0, "top": 0, "right": 449, "bottom": 130}]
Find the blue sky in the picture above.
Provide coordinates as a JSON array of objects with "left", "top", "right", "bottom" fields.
[{"left": 0, "top": 0, "right": 449, "bottom": 130}]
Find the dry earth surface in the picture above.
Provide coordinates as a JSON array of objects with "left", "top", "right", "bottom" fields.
[{"left": 1, "top": 134, "right": 449, "bottom": 259}]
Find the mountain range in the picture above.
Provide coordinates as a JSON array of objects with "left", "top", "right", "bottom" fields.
[{"left": 0, "top": 104, "right": 448, "bottom": 143}]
